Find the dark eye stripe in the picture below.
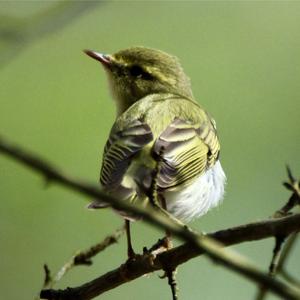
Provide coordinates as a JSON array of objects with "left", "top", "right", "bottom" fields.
[{"left": 129, "top": 65, "right": 153, "bottom": 80}]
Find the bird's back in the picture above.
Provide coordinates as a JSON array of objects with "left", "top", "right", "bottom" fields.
[{"left": 98, "top": 93, "right": 225, "bottom": 222}]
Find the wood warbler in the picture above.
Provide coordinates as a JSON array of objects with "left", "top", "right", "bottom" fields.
[{"left": 84, "top": 47, "right": 226, "bottom": 257}]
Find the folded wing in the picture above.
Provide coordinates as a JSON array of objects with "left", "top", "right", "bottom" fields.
[
  {"left": 100, "top": 119, "right": 153, "bottom": 190},
  {"left": 153, "top": 118, "right": 220, "bottom": 191}
]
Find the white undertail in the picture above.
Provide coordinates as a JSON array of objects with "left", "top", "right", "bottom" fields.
[{"left": 164, "top": 160, "right": 226, "bottom": 222}]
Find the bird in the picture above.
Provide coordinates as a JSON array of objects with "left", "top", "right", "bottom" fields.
[{"left": 84, "top": 46, "right": 226, "bottom": 258}]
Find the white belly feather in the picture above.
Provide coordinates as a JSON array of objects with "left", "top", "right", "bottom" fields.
[{"left": 164, "top": 160, "right": 226, "bottom": 222}]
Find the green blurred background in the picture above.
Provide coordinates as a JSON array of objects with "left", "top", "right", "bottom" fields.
[{"left": 0, "top": 1, "right": 299, "bottom": 300}]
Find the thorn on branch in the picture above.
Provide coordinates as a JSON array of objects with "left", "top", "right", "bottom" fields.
[
  {"left": 284, "top": 166, "right": 300, "bottom": 199},
  {"left": 274, "top": 167, "right": 300, "bottom": 218},
  {"left": 286, "top": 165, "right": 296, "bottom": 184},
  {"left": 43, "top": 264, "right": 52, "bottom": 287}
]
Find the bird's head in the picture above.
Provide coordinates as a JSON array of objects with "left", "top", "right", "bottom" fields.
[{"left": 84, "top": 46, "right": 193, "bottom": 115}]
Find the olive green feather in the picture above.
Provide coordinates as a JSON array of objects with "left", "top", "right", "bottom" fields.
[{"left": 100, "top": 93, "right": 220, "bottom": 196}]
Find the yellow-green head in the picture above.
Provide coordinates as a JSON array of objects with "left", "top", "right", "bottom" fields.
[{"left": 84, "top": 47, "right": 193, "bottom": 114}]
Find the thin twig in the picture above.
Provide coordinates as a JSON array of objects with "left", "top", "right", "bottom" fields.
[
  {"left": 255, "top": 236, "right": 287, "bottom": 300},
  {"left": 256, "top": 167, "right": 300, "bottom": 300},
  {"left": 275, "top": 193, "right": 299, "bottom": 218},
  {"left": 165, "top": 268, "right": 178, "bottom": 300},
  {"left": 278, "top": 232, "right": 299, "bottom": 273},
  {"left": 1, "top": 136, "right": 300, "bottom": 300},
  {"left": 73, "top": 226, "right": 125, "bottom": 266},
  {"left": 269, "top": 236, "right": 287, "bottom": 277},
  {"left": 278, "top": 233, "right": 300, "bottom": 288},
  {"left": 43, "top": 226, "right": 125, "bottom": 289}
]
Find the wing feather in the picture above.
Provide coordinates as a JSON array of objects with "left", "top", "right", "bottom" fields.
[
  {"left": 153, "top": 117, "right": 220, "bottom": 191},
  {"left": 100, "top": 120, "right": 153, "bottom": 189}
]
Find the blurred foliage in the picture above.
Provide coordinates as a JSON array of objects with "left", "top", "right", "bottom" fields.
[
  {"left": 0, "top": 1, "right": 299, "bottom": 300},
  {"left": 0, "top": 1, "right": 102, "bottom": 66}
]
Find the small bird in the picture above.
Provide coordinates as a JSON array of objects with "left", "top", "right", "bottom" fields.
[{"left": 84, "top": 47, "right": 226, "bottom": 258}]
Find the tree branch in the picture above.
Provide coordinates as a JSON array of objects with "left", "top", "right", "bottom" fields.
[
  {"left": 0, "top": 135, "right": 300, "bottom": 300},
  {"left": 40, "top": 214, "right": 300, "bottom": 300},
  {"left": 0, "top": 1, "right": 103, "bottom": 68}
]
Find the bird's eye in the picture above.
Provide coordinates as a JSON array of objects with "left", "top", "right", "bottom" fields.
[{"left": 129, "top": 65, "right": 153, "bottom": 80}]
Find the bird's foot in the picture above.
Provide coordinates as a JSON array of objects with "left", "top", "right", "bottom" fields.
[{"left": 143, "top": 236, "right": 173, "bottom": 258}]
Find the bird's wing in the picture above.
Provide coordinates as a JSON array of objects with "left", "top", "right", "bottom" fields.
[
  {"left": 100, "top": 119, "right": 153, "bottom": 190},
  {"left": 153, "top": 118, "right": 220, "bottom": 191}
]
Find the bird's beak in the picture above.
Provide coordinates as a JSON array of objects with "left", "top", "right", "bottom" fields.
[{"left": 84, "top": 49, "right": 112, "bottom": 69}]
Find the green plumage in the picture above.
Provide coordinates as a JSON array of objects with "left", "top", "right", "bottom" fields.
[
  {"left": 100, "top": 92, "right": 220, "bottom": 201},
  {"left": 84, "top": 46, "right": 221, "bottom": 208}
]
